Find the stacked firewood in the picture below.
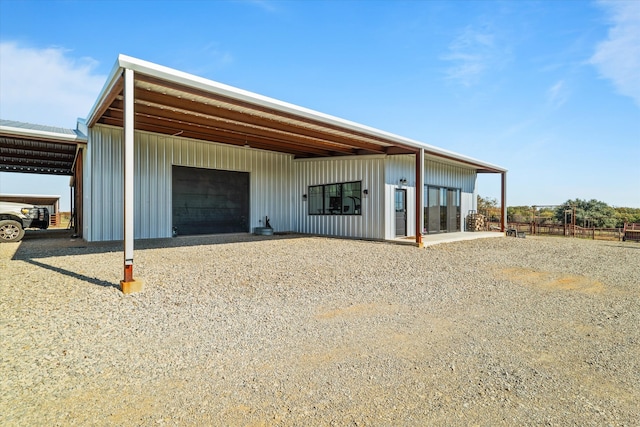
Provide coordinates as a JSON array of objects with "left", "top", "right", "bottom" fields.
[{"left": 466, "top": 213, "right": 486, "bottom": 232}]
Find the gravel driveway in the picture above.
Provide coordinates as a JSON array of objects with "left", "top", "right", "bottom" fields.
[{"left": 1, "top": 232, "right": 639, "bottom": 426}]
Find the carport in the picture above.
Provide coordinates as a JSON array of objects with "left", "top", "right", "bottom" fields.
[
  {"left": 0, "top": 120, "right": 86, "bottom": 234},
  {"left": 0, "top": 194, "right": 60, "bottom": 226},
  {"left": 85, "top": 55, "right": 507, "bottom": 292}
]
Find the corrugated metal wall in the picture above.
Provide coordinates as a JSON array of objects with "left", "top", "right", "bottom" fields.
[
  {"left": 424, "top": 158, "right": 476, "bottom": 192},
  {"left": 293, "top": 156, "right": 385, "bottom": 239},
  {"left": 83, "top": 125, "right": 480, "bottom": 242},
  {"left": 85, "top": 125, "right": 293, "bottom": 241},
  {"left": 385, "top": 155, "right": 416, "bottom": 239},
  {"left": 383, "top": 155, "right": 478, "bottom": 239},
  {"left": 424, "top": 157, "right": 477, "bottom": 230}
]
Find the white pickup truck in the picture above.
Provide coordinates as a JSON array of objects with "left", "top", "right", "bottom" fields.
[{"left": 0, "top": 201, "right": 49, "bottom": 242}]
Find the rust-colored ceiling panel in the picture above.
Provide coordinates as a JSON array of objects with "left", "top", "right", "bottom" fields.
[
  {"left": 103, "top": 102, "right": 371, "bottom": 156},
  {"left": 129, "top": 87, "right": 394, "bottom": 153},
  {"left": 97, "top": 73, "right": 413, "bottom": 158},
  {"left": 111, "top": 93, "right": 390, "bottom": 155}
]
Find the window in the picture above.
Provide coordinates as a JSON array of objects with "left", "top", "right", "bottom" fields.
[
  {"left": 308, "top": 181, "right": 362, "bottom": 215},
  {"left": 424, "top": 186, "right": 461, "bottom": 233}
]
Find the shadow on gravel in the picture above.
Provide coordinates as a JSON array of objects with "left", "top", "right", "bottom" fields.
[
  {"left": 604, "top": 243, "right": 640, "bottom": 250},
  {"left": 7, "top": 230, "right": 306, "bottom": 290},
  {"left": 23, "top": 259, "right": 120, "bottom": 289},
  {"left": 11, "top": 229, "right": 306, "bottom": 261}
]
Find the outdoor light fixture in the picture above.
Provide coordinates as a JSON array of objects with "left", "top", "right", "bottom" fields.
[
  {"left": 399, "top": 178, "right": 408, "bottom": 186},
  {"left": 302, "top": 194, "right": 307, "bottom": 201},
  {"left": 363, "top": 189, "right": 369, "bottom": 195}
]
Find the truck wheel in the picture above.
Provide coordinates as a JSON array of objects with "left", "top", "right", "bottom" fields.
[{"left": 0, "top": 220, "right": 25, "bottom": 242}]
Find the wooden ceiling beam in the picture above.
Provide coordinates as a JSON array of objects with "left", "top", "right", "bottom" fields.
[
  {"left": 102, "top": 107, "right": 344, "bottom": 156},
  {"left": 132, "top": 76, "right": 400, "bottom": 149},
  {"left": 106, "top": 101, "right": 361, "bottom": 155},
  {"left": 98, "top": 114, "right": 334, "bottom": 158},
  {"left": 385, "top": 146, "right": 416, "bottom": 155},
  {"left": 87, "top": 75, "right": 124, "bottom": 127},
  {"left": 125, "top": 90, "right": 388, "bottom": 154}
]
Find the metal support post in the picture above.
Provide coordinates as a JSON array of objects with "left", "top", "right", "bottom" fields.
[
  {"left": 120, "top": 68, "right": 142, "bottom": 293},
  {"left": 415, "top": 148, "right": 424, "bottom": 247},
  {"left": 500, "top": 172, "right": 507, "bottom": 232}
]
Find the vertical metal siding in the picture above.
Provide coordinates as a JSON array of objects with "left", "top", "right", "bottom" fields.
[
  {"left": 385, "top": 155, "right": 416, "bottom": 239},
  {"left": 88, "top": 126, "right": 124, "bottom": 241},
  {"left": 86, "top": 125, "right": 480, "bottom": 242},
  {"left": 293, "top": 156, "right": 385, "bottom": 240},
  {"left": 424, "top": 158, "right": 476, "bottom": 192},
  {"left": 86, "top": 125, "right": 292, "bottom": 241},
  {"left": 383, "top": 155, "right": 478, "bottom": 239}
]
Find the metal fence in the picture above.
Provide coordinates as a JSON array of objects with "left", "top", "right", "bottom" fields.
[{"left": 488, "top": 221, "right": 624, "bottom": 241}]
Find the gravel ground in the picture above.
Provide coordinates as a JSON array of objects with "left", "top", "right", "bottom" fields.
[{"left": 1, "top": 231, "right": 639, "bottom": 426}]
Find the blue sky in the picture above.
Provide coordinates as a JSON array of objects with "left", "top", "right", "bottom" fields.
[{"left": 1, "top": 0, "right": 639, "bottom": 210}]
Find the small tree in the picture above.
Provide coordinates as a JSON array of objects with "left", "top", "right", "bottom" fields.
[
  {"left": 614, "top": 207, "right": 640, "bottom": 227},
  {"left": 477, "top": 195, "right": 500, "bottom": 221},
  {"left": 508, "top": 206, "right": 533, "bottom": 223},
  {"left": 478, "top": 195, "right": 497, "bottom": 212},
  {"left": 554, "top": 199, "right": 617, "bottom": 228},
  {"left": 536, "top": 207, "right": 556, "bottom": 224}
]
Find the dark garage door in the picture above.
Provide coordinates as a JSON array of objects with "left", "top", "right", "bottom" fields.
[{"left": 172, "top": 166, "right": 249, "bottom": 235}]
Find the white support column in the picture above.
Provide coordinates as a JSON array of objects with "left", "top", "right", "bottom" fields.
[
  {"left": 120, "top": 68, "right": 142, "bottom": 293},
  {"left": 415, "top": 148, "right": 424, "bottom": 247},
  {"left": 418, "top": 148, "right": 425, "bottom": 238}
]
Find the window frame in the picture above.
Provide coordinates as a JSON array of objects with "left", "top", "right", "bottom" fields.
[
  {"left": 308, "top": 181, "right": 362, "bottom": 216},
  {"left": 424, "top": 185, "right": 461, "bottom": 233}
]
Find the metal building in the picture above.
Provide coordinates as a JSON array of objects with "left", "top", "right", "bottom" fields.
[{"left": 0, "top": 54, "right": 507, "bottom": 291}]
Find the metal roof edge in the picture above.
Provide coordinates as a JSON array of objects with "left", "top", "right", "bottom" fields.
[
  {"left": 0, "top": 124, "right": 88, "bottom": 143},
  {"left": 1, "top": 193, "right": 62, "bottom": 198},
  {"left": 85, "top": 56, "right": 125, "bottom": 127},
  {"left": 112, "top": 54, "right": 507, "bottom": 173}
]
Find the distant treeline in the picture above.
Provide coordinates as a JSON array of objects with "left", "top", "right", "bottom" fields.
[{"left": 478, "top": 196, "right": 640, "bottom": 228}]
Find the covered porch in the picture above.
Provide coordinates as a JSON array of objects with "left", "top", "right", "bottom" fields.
[{"left": 393, "top": 231, "right": 505, "bottom": 247}]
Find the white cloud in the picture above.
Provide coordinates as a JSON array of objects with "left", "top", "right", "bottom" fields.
[
  {"left": 0, "top": 42, "right": 106, "bottom": 128},
  {"left": 590, "top": 0, "right": 640, "bottom": 107},
  {"left": 441, "top": 25, "right": 502, "bottom": 87},
  {"left": 547, "top": 80, "right": 568, "bottom": 109}
]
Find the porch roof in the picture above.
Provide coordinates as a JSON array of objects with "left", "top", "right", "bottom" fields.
[
  {"left": 0, "top": 119, "right": 86, "bottom": 175},
  {"left": 86, "top": 55, "right": 507, "bottom": 173}
]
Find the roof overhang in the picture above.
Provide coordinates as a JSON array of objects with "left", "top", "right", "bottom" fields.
[
  {"left": 86, "top": 54, "right": 507, "bottom": 172},
  {"left": 0, "top": 121, "right": 87, "bottom": 175},
  {"left": 0, "top": 193, "right": 61, "bottom": 206}
]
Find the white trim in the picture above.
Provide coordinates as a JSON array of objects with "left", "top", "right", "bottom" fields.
[
  {"left": 85, "top": 57, "right": 124, "bottom": 127},
  {"left": 0, "top": 125, "right": 87, "bottom": 143},
  {"left": 0, "top": 193, "right": 62, "bottom": 198}
]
